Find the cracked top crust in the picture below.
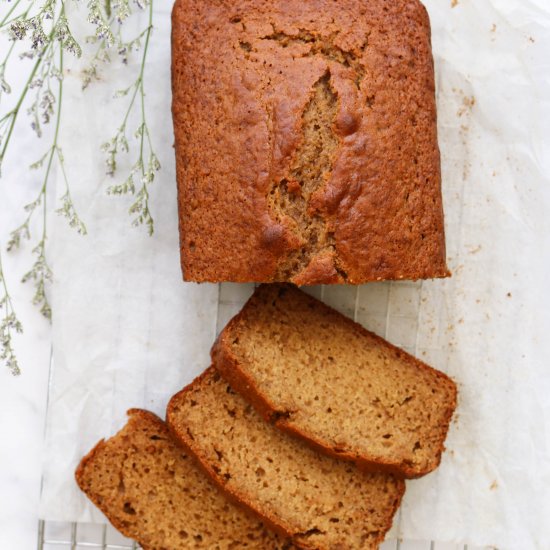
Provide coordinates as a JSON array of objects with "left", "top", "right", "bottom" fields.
[{"left": 172, "top": 0, "right": 449, "bottom": 284}]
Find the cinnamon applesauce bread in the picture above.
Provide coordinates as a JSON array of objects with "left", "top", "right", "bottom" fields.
[
  {"left": 212, "top": 284, "right": 457, "bottom": 478},
  {"left": 75, "top": 409, "right": 292, "bottom": 549},
  {"left": 167, "top": 367, "right": 405, "bottom": 550},
  {"left": 172, "top": 0, "right": 449, "bottom": 284}
]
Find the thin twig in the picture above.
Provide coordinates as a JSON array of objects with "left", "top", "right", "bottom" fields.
[{"left": 0, "top": 0, "right": 25, "bottom": 28}]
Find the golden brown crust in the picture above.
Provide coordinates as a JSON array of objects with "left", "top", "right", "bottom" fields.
[
  {"left": 166, "top": 373, "right": 307, "bottom": 545},
  {"left": 76, "top": 408, "right": 293, "bottom": 550},
  {"left": 211, "top": 284, "right": 457, "bottom": 479},
  {"left": 172, "top": 0, "right": 449, "bottom": 284},
  {"left": 166, "top": 375, "right": 301, "bottom": 543},
  {"left": 167, "top": 367, "right": 406, "bottom": 550},
  {"left": 74, "top": 410, "right": 160, "bottom": 542}
]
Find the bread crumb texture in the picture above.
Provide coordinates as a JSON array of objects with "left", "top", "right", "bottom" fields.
[
  {"left": 213, "top": 284, "right": 458, "bottom": 478},
  {"left": 172, "top": 0, "right": 449, "bottom": 284},
  {"left": 167, "top": 368, "right": 405, "bottom": 550},
  {"left": 75, "top": 409, "right": 292, "bottom": 549}
]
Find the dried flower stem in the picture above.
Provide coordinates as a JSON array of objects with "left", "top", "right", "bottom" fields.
[
  {"left": 0, "top": 40, "right": 47, "bottom": 174},
  {"left": 1, "top": 0, "right": 157, "bottom": 373},
  {"left": 0, "top": 249, "right": 23, "bottom": 375},
  {"left": 105, "top": 0, "right": 159, "bottom": 236},
  {"left": 15, "top": 45, "right": 86, "bottom": 320},
  {"left": 0, "top": 41, "right": 17, "bottom": 101},
  {"left": 0, "top": 0, "right": 25, "bottom": 29}
]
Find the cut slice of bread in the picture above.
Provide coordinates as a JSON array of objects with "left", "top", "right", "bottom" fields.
[
  {"left": 212, "top": 284, "right": 457, "bottom": 478},
  {"left": 167, "top": 367, "right": 405, "bottom": 550},
  {"left": 75, "top": 409, "right": 292, "bottom": 549}
]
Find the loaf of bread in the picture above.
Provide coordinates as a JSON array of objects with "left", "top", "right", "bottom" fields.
[
  {"left": 75, "top": 409, "right": 292, "bottom": 549},
  {"left": 172, "top": 0, "right": 448, "bottom": 284},
  {"left": 212, "top": 284, "right": 457, "bottom": 478},
  {"left": 167, "top": 367, "right": 405, "bottom": 550}
]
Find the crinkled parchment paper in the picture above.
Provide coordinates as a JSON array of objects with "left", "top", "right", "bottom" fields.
[{"left": 39, "top": 1, "right": 550, "bottom": 548}]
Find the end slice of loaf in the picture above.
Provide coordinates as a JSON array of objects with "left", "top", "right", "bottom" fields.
[
  {"left": 167, "top": 367, "right": 405, "bottom": 550},
  {"left": 212, "top": 284, "right": 458, "bottom": 478},
  {"left": 75, "top": 409, "right": 291, "bottom": 549}
]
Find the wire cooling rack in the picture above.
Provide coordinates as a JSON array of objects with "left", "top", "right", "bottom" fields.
[
  {"left": 36, "top": 520, "right": 483, "bottom": 550},
  {"left": 37, "top": 283, "right": 490, "bottom": 550},
  {"left": 37, "top": 520, "right": 139, "bottom": 549}
]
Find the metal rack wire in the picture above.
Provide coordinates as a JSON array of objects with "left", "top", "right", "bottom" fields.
[
  {"left": 36, "top": 520, "right": 481, "bottom": 550},
  {"left": 37, "top": 520, "right": 140, "bottom": 549}
]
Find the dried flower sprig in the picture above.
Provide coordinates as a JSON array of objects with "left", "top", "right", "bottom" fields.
[
  {"left": 1, "top": 1, "right": 85, "bottom": 372},
  {"left": 87, "top": 0, "right": 115, "bottom": 46},
  {"left": 7, "top": 44, "right": 86, "bottom": 324},
  {"left": 103, "top": 0, "right": 159, "bottom": 236},
  {"left": 0, "top": 0, "right": 158, "bottom": 373},
  {"left": 82, "top": 1, "right": 151, "bottom": 88},
  {"left": 54, "top": 140, "right": 87, "bottom": 235},
  {"left": 0, "top": 250, "right": 23, "bottom": 375},
  {"left": 21, "top": 238, "right": 53, "bottom": 319},
  {"left": 0, "top": 0, "right": 80, "bottom": 172},
  {"left": 83, "top": 0, "right": 154, "bottom": 89}
]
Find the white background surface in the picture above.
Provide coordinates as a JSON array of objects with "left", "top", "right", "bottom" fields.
[
  {"left": 1, "top": 0, "right": 550, "bottom": 549},
  {"left": 0, "top": 39, "right": 54, "bottom": 550}
]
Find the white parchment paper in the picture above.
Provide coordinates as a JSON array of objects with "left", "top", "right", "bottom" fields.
[{"left": 39, "top": 1, "right": 550, "bottom": 549}]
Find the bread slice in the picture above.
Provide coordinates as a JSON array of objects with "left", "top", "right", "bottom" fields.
[
  {"left": 212, "top": 284, "right": 457, "bottom": 479},
  {"left": 75, "top": 409, "right": 292, "bottom": 549},
  {"left": 167, "top": 367, "right": 405, "bottom": 550}
]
